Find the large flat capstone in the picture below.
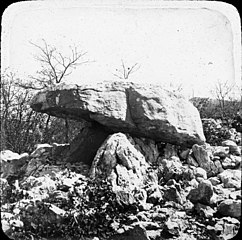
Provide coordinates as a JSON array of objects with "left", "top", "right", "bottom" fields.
[{"left": 30, "top": 81, "right": 205, "bottom": 147}]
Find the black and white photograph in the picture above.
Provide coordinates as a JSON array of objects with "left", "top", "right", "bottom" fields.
[{"left": 1, "top": 0, "right": 241, "bottom": 239}]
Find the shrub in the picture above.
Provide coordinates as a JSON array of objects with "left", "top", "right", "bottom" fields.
[
  {"left": 3, "top": 173, "right": 139, "bottom": 240},
  {"left": 202, "top": 119, "right": 231, "bottom": 146}
]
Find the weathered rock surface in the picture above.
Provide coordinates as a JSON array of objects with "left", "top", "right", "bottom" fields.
[
  {"left": 89, "top": 133, "right": 149, "bottom": 192},
  {"left": 0, "top": 150, "right": 29, "bottom": 179},
  {"left": 187, "top": 179, "right": 214, "bottom": 205},
  {"left": 108, "top": 226, "right": 149, "bottom": 240},
  {"left": 1, "top": 136, "right": 241, "bottom": 240},
  {"left": 218, "top": 199, "right": 241, "bottom": 219},
  {"left": 30, "top": 81, "right": 205, "bottom": 147},
  {"left": 207, "top": 217, "right": 240, "bottom": 240},
  {"left": 218, "top": 169, "right": 241, "bottom": 190},
  {"left": 191, "top": 144, "right": 223, "bottom": 177},
  {"left": 222, "top": 140, "right": 241, "bottom": 156}
]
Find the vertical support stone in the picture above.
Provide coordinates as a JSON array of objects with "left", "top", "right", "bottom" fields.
[{"left": 65, "top": 122, "right": 111, "bottom": 165}]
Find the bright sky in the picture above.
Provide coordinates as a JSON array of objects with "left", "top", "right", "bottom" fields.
[{"left": 1, "top": 0, "right": 241, "bottom": 98}]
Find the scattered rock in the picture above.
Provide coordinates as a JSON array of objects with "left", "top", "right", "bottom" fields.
[
  {"left": 0, "top": 150, "right": 28, "bottom": 179},
  {"left": 166, "top": 179, "right": 182, "bottom": 191},
  {"left": 213, "top": 184, "right": 233, "bottom": 200},
  {"left": 187, "top": 154, "right": 199, "bottom": 167},
  {"left": 192, "top": 144, "right": 223, "bottom": 177},
  {"left": 194, "top": 203, "right": 215, "bottom": 218},
  {"left": 30, "top": 143, "right": 52, "bottom": 158},
  {"left": 221, "top": 156, "right": 239, "bottom": 169},
  {"left": 179, "top": 148, "right": 191, "bottom": 160},
  {"left": 218, "top": 169, "right": 241, "bottom": 190},
  {"left": 193, "top": 167, "right": 207, "bottom": 180},
  {"left": 146, "top": 229, "right": 162, "bottom": 240},
  {"left": 146, "top": 185, "right": 163, "bottom": 204},
  {"left": 115, "top": 190, "right": 136, "bottom": 206},
  {"left": 162, "top": 211, "right": 188, "bottom": 237},
  {"left": 217, "top": 199, "right": 241, "bottom": 219},
  {"left": 213, "top": 146, "right": 229, "bottom": 158},
  {"left": 22, "top": 175, "right": 57, "bottom": 200},
  {"left": 2, "top": 84, "right": 241, "bottom": 240},
  {"left": 189, "top": 178, "right": 199, "bottom": 188},
  {"left": 208, "top": 176, "right": 220, "bottom": 186},
  {"left": 108, "top": 225, "right": 149, "bottom": 240},
  {"left": 132, "top": 221, "right": 160, "bottom": 230},
  {"left": 159, "top": 157, "right": 185, "bottom": 182},
  {"left": 150, "top": 212, "right": 166, "bottom": 221},
  {"left": 136, "top": 211, "right": 150, "bottom": 222},
  {"left": 208, "top": 217, "right": 240, "bottom": 240},
  {"left": 164, "top": 185, "right": 183, "bottom": 204},
  {"left": 222, "top": 140, "right": 241, "bottom": 156},
  {"left": 163, "top": 218, "right": 180, "bottom": 236},
  {"left": 187, "top": 179, "right": 213, "bottom": 205},
  {"left": 229, "top": 190, "right": 241, "bottom": 200}
]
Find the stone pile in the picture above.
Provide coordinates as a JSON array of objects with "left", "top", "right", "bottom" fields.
[
  {"left": 1, "top": 81, "right": 241, "bottom": 240},
  {"left": 2, "top": 129, "right": 240, "bottom": 239}
]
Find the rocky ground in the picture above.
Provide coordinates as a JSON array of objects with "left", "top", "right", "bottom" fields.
[
  {"left": 1, "top": 130, "right": 241, "bottom": 240},
  {"left": 1, "top": 81, "right": 241, "bottom": 240}
]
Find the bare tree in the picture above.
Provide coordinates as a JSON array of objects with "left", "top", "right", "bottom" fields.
[
  {"left": 14, "top": 40, "right": 90, "bottom": 143},
  {"left": 202, "top": 79, "right": 241, "bottom": 123},
  {"left": 1, "top": 70, "right": 46, "bottom": 152},
  {"left": 17, "top": 39, "right": 89, "bottom": 90},
  {"left": 113, "top": 60, "right": 140, "bottom": 80},
  {"left": 211, "top": 80, "right": 235, "bottom": 119}
]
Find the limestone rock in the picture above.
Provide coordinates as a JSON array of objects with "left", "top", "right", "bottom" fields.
[
  {"left": 192, "top": 144, "right": 223, "bottom": 177},
  {"left": 0, "top": 150, "right": 28, "bottom": 179},
  {"left": 212, "top": 146, "right": 229, "bottom": 158},
  {"left": 187, "top": 154, "right": 199, "bottom": 167},
  {"left": 115, "top": 190, "right": 136, "bottom": 206},
  {"left": 131, "top": 221, "right": 160, "bottom": 230},
  {"left": 218, "top": 199, "right": 241, "bottom": 218},
  {"left": 30, "top": 143, "right": 52, "bottom": 158},
  {"left": 146, "top": 185, "right": 163, "bottom": 204},
  {"left": 108, "top": 225, "right": 149, "bottom": 240},
  {"left": 30, "top": 81, "right": 205, "bottom": 147},
  {"left": 193, "top": 167, "right": 207, "bottom": 180},
  {"left": 187, "top": 179, "right": 213, "bottom": 205},
  {"left": 208, "top": 217, "right": 240, "bottom": 240},
  {"left": 22, "top": 175, "right": 57, "bottom": 200},
  {"left": 179, "top": 148, "right": 191, "bottom": 160},
  {"left": 164, "top": 185, "right": 183, "bottom": 204},
  {"left": 132, "top": 137, "right": 159, "bottom": 164},
  {"left": 158, "top": 157, "right": 184, "bottom": 182},
  {"left": 218, "top": 169, "right": 241, "bottom": 190},
  {"left": 194, "top": 203, "right": 215, "bottom": 218},
  {"left": 222, "top": 140, "right": 241, "bottom": 156},
  {"left": 90, "top": 133, "right": 149, "bottom": 192},
  {"left": 221, "top": 156, "right": 240, "bottom": 169},
  {"left": 208, "top": 176, "right": 220, "bottom": 186}
]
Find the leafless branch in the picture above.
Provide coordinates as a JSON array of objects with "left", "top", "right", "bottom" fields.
[
  {"left": 113, "top": 60, "right": 140, "bottom": 80},
  {"left": 28, "top": 39, "right": 89, "bottom": 87}
]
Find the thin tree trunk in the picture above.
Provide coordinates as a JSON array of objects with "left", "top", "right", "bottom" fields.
[
  {"left": 43, "top": 114, "right": 51, "bottom": 142},
  {"left": 65, "top": 118, "right": 69, "bottom": 143}
]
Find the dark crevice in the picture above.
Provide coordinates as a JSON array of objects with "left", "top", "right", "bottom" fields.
[{"left": 125, "top": 88, "right": 137, "bottom": 128}]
